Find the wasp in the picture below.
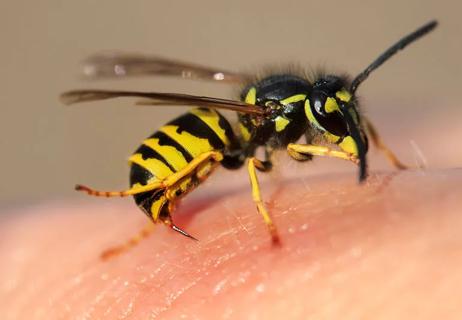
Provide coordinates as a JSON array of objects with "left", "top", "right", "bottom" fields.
[{"left": 61, "top": 20, "right": 437, "bottom": 259}]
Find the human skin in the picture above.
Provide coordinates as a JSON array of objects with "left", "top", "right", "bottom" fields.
[{"left": 1, "top": 109, "right": 462, "bottom": 319}]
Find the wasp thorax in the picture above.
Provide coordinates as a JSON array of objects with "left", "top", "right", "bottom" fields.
[{"left": 238, "top": 74, "right": 312, "bottom": 146}]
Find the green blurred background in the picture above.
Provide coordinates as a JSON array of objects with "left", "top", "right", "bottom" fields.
[{"left": 1, "top": 0, "right": 460, "bottom": 205}]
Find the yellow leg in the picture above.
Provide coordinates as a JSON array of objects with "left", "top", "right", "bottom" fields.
[
  {"left": 162, "top": 151, "right": 223, "bottom": 186},
  {"left": 161, "top": 151, "right": 224, "bottom": 240},
  {"left": 98, "top": 151, "right": 223, "bottom": 260},
  {"left": 75, "top": 182, "right": 163, "bottom": 197},
  {"left": 76, "top": 151, "right": 224, "bottom": 198},
  {"left": 100, "top": 222, "right": 155, "bottom": 260},
  {"left": 287, "top": 143, "right": 359, "bottom": 164},
  {"left": 162, "top": 151, "right": 223, "bottom": 201},
  {"left": 364, "top": 117, "right": 408, "bottom": 170},
  {"left": 247, "top": 157, "right": 280, "bottom": 244}
]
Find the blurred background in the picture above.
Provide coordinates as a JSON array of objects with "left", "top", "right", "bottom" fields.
[{"left": 0, "top": 0, "right": 460, "bottom": 207}]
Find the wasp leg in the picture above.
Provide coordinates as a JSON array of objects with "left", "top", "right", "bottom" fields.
[
  {"left": 156, "top": 151, "right": 225, "bottom": 240},
  {"left": 247, "top": 157, "right": 280, "bottom": 244},
  {"left": 146, "top": 150, "right": 224, "bottom": 236},
  {"left": 162, "top": 151, "right": 223, "bottom": 186},
  {"left": 287, "top": 143, "right": 359, "bottom": 164},
  {"left": 99, "top": 193, "right": 199, "bottom": 260},
  {"left": 363, "top": 117, "right": 408, "bottom": 170},
  {"left": 100, "top": 222, "right": 156, "bottom": 260},
  {"left": 76, "top": 151, "right": 224, "bottom": 198},
  {"left": 96, "top": 151, "right": 223, "bottom": 260},
  {"left": 75, "top": 182, "right": 163, "bottom": 197}
]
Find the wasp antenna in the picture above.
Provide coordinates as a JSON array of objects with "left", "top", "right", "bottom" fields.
[
  {"left": 339, "top": 104, "right": 368, "bottom": 182},
  {"left": 350, "top": 20, "right": 438, "bottom": 94}
]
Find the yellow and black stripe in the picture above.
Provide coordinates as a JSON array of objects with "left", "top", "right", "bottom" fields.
[
  {"left": 129, "top": 107, "right": 240, "bottom": 220},
  {"left": 238, "top": 74, "right": 312, "bottom": 147}
]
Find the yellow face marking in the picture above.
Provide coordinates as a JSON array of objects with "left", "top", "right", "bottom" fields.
[
  {"left": 150, "top": 196, "right": 167, "bottom": 221},
  {"left": 129, "top": 153, "right": 174, "bottom": 180},
  {"left": 336, "top": 89, "right": 352, "bottom": 103},
  {"left": 189, "top": 108, "right": 229, "bottom": 146},
  {"left": 239, "top": 123, "right": 251, "bottom": 141},
  {"left": 245, "top": 87, "right": 257, "bottom": 104},
  {"left": 334, "top": 89, "right": 359, "bottom": 124},
  {"left": 304, "top": 99, "right": 323, "bottom": 131},
  {"left": 325, "top": 97, "right": 340, "bottom": 113},
  {"left": 338, "top": 136, "right": 358, "bottom": 156},
  {"left": 281, "top": 94, "right": 307, "bottom": 105},
  {"left": 160, "top": 125, "right": 213, "bottom": 158},
  {"left": 275, "top": 116, "right": 290, "bottom": 132},
  {"left": 143, "top": 138, "right": 188, "bottom": 171}
]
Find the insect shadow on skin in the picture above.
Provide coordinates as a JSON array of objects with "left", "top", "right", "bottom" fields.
[{"left": 60, "top": 20, "right": 438, "bottom": 260}]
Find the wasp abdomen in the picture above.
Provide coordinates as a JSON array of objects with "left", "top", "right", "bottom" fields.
[{"left": 129, "top": 108, "right": 238, "bottom": 221}]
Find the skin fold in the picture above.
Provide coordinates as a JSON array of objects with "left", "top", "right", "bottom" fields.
[{"left": 1, "top": 106, "right": 462, "bottom": 319}]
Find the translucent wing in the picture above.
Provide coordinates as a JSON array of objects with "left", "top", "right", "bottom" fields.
[
  {"left": 60, "top": 89, "right": 265, "bottom": 115},
  {"left": 82, "top": 52, "right": 250, "bottom": 83}
]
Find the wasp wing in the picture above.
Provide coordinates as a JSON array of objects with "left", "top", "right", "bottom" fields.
[
  {"left": 60, "top": 89, "right": 265, "bottom": 115},
  {"left": 82, "top": 52, "right": 250, "bottom": 83}
]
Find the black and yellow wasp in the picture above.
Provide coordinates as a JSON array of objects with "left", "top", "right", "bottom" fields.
[{"left": 61, "top": 20, "right": 437, "bottom": 259}]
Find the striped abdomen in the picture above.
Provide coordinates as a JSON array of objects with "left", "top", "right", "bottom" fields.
[{"left": 129, "top": 108, "right": 239, "bottom": 221}]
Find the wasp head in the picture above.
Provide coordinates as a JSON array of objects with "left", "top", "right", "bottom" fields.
[{"left": 307, "top": 75, "right": 368, "bottom": 181}]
